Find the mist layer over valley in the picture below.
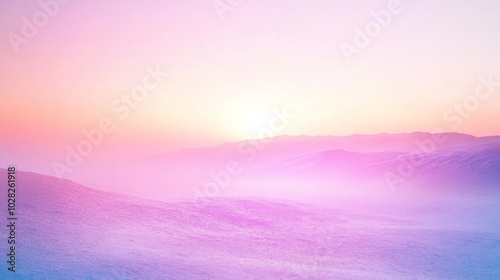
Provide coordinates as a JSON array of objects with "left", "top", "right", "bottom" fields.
[{"left": 1, "top": 133, "right": 500, "bottom": 279}]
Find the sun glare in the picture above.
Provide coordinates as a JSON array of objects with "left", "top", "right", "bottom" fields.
[{"left": 242, "top": 108, "right": 269, "bottom": 137}]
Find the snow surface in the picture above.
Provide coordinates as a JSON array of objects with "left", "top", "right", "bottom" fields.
[{"left": 0, "top": 170, "right": 499, "bottom": 279}]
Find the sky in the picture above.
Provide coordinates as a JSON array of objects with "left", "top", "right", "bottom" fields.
[{"left": 1, "top": 0, "right": 500, "bottom": 160}]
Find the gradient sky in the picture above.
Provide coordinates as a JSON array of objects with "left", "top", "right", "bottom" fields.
[{"left": 1, "top": 0, "right": 500, "bottom": 159}]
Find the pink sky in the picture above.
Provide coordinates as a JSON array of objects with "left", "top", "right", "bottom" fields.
[{"left": 1, "top": 0, "right": 500, "bottom": 158}]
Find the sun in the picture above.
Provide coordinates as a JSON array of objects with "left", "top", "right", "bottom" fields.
[{"left": 242, "top": 107, "right": 269, "bottom": 137}]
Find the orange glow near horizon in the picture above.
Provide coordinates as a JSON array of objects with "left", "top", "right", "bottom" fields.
[{"left": 1, "top": 0, "right": 500, "bottom": 156}]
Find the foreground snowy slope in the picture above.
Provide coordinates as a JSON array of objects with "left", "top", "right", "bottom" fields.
[{"left": 1, "top": 169, "right": 499, "bottom": 279}]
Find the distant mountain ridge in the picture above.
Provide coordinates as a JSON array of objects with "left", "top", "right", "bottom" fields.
[
  {"left": 10, "top": 132, "right": 500, "bottom": 201},
  {"left": 250, "top": 142, "right": 500, "bottom": 196},
  {"left": 146, "top": 132, "right": 500, "bottom": 198}
]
